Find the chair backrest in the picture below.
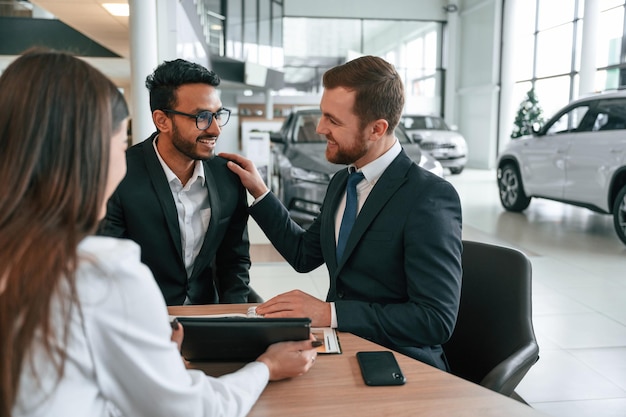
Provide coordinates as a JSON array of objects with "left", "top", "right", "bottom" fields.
[{"left": 443, "top": 240, "right": 539, "bottom": 397}]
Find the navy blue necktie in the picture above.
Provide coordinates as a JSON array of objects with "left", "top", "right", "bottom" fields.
[{"left": 336, "top": 171, "right": 365, "bottom": 261}]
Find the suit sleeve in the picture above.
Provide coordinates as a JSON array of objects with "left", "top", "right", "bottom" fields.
[{"left": 248, "top": 192, "right": 325, "bottom": 273}]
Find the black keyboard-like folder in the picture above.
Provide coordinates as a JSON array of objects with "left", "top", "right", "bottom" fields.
[{"left": 177, "top": 316, "right": 311, "bottom": 361}]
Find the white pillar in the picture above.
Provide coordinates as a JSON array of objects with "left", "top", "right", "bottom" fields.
[
  {"left": 443, "top": 4, "right": 459, "bottom": 124},
  {"left": 156, "top": 0, "right": 178, "bottom": 63},
  {"left": 580, "top": 0, "right": 600, "bottom": 96},
  {"left": 129, "top": 0, "right": 159, "bottom": 144},
  {"left": 499, "top": 0, "right": 520, "bottom": 149}
]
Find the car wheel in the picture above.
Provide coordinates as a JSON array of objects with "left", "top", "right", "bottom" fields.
[
  {"left": 498, "top": 163, "right": 531, "bottom": 212},
  {"left": 612, "top": 184, "right": 626, "bottom": 245},
  {"left": 449, "top": 167, "right": 464, "bottom": 175}
]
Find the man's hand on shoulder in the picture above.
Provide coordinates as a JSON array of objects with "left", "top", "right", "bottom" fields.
[{"left": 219, "top": 152, "right": 269, "bottom": 199}]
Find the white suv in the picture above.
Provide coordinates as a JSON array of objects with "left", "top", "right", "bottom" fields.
[
  {"left": 497, "top": 90, "right": 626, "bottom": 245},
  {"left": 401, "top": 115, "right": 468, "bottom": 174}
]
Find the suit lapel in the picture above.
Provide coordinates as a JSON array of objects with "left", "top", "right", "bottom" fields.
[
  {"left": 336, "top": 151, "right": 412, "bottom": 269},
  {"left": 142, "top": 134, "right": 183, "bottom": 259}
]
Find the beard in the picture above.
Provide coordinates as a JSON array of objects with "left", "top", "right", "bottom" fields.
[
  {"left": 325, "top": 130, "right": 369, "bottom": 165},
  {"left": 171, "top": 122, "right": 215, "bottom": 161}
]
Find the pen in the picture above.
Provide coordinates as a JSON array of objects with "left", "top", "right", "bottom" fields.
[{"left": 170, "top": 317, "right": 179, "bottom": 330}]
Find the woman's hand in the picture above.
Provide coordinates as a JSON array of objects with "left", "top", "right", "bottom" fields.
[
  {"left": 256, "top": 337, "right": 318, "bottom": 381},
  {"left": 170, "top": 318, "right": 184, "bottom": 353}
]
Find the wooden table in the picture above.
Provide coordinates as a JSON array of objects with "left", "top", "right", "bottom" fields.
[{"left": 169, "top": 304, "right": 546, "bottom": 417}]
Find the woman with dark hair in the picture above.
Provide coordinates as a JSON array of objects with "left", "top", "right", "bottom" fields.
[{"left": 0, "top": 49, "right": 316, "bottom": 417}]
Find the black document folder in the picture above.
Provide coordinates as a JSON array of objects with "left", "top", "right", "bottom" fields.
[{"left": 177, "top": 317, "right": 311, "bottom": 361}]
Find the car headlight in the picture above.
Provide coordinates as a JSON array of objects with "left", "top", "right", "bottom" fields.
[
  {"left": 290, "top": 167, "right": 330, "bottom": 183},
  {"left": 451, "top": 136, "right": 468, "bottom": 154}
]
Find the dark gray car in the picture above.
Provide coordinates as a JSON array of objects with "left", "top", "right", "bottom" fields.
[{"left": 269, "top": 108, "right": 443, "bottom": 226}]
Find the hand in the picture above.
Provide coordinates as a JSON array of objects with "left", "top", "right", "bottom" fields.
[
  {"left": 171, "top": 319, "right": 184, "bottom": 353},
  {"left": 219, "top": 152, "right": 270, "bottom": 199},
  {"left": 256, "top": 337, "right": 318, "bottom": 381},
  {"left": 256, "top": 290, "right": 331, "bottom": 327}
]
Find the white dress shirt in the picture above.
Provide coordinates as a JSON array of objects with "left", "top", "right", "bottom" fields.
[
  {"left": 153, "top": 138, "right": 211, "bottom": 279},
  {"left": 14, "top": 236, "right": 269, "bottom": 417}
]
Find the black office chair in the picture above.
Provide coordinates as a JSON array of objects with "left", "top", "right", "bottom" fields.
[{"left": 443, "top": 240, "right": 539, "bottom": 400}]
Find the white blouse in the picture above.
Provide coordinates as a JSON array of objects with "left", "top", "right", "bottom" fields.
[{"left": 14, "top": 236, "right": 269, "bottom": 417}]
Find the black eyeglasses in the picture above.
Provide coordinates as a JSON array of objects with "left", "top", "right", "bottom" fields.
[{"left": 162, "top": 108, "right": 231, "bottom": 130}]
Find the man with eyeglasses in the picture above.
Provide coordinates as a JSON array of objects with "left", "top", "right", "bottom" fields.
[{"left": 98, "top": 58, "right": 251, "bottom": 306}]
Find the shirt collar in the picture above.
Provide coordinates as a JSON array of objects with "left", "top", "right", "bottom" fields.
[
  {"left": 153, "top": 135, "right": 206, "bottom": 186},
  {"left": 350, "top": 139, "right": 401, "bottom": 184}
]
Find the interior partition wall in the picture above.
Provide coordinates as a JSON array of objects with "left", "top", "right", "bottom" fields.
[{"left": 451, "top": 0, "right": 502, "bottom": 169}]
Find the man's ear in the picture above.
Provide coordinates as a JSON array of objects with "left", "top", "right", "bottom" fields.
[
  {"left": 369, "top": 119, "right": 390, "bottom": 142},
  {"left": 153, "top": 110, "right": 171, "bottom": 133}
]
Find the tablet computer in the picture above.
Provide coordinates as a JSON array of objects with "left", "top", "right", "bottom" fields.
[{"left": 177, "top": 317, "right": 311, "bottom": 362}]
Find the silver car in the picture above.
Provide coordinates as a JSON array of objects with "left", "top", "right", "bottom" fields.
[
  {"left": 401, "top": 114, "right": 468, "bottom": 174},
  {"left": 269, "top": 109, "right": 444, "bottom": 226},
  {"left": 497, "top": 90, "right": 626, "bottom": 245}
]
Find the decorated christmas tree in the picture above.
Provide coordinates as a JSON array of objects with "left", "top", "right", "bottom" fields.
[{"left": 511, "top": 88, "right": 544, "bottom": 138}]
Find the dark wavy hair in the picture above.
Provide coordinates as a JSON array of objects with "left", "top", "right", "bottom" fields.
[
  {"left": 0, "top": 48, "right": 128, "bottom": 417},
  {"left": 145, "top": 58, "right": 221, "bottom": 112},
  {"left": 322, "top": 55, "right": 405, "bottom": 134}
]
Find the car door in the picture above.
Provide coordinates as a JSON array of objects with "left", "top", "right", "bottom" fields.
[
  {"left": 519, "top": 105, "right": 586, "bottom": 198},
  {"left": 563, "top": 98, "right": 626, "bottom": 211}
]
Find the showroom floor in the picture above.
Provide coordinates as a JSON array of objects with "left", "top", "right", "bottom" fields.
[{"left": 247, "top": 168, "right": 626, "bottom": 417}]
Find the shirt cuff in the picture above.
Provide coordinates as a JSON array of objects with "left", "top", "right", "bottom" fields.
[
  {"left": 251, "top": 189, "right": 271, "bottom": 206},
  {"left": 330, "top": 302, "right": 338, "bottom": 328}
]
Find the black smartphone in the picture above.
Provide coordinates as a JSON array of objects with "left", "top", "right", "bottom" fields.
[{"left": 356, "top": 351, "right": 406, "bottom": 386}]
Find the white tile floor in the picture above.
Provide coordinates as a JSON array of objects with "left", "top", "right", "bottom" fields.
[{"left": 247, "top": 168, "right": 626, "bottom": 417}]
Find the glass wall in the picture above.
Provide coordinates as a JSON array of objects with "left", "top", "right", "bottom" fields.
[
  {"left": 222, "top": 0, "right": 283, "bottom": 69},
  {"left": 206, "top": 1, "right": 443, "bottom": 115},
  {"left": 512, "top": 0, "right": 626, "bottom": 119},
  {"left": 597, "top": 1, "right": 625, "bottom": 90},
  {"left": 282, "top": 17, "right": 444, "bottom": 115}
]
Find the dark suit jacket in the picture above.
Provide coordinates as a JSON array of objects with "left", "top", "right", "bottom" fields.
[
  {"left": 98, "top": 133, "right": 250, "bottom": 305},
  {"left": 249, "top": 149, "right": 462, "bottom": 370}
]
